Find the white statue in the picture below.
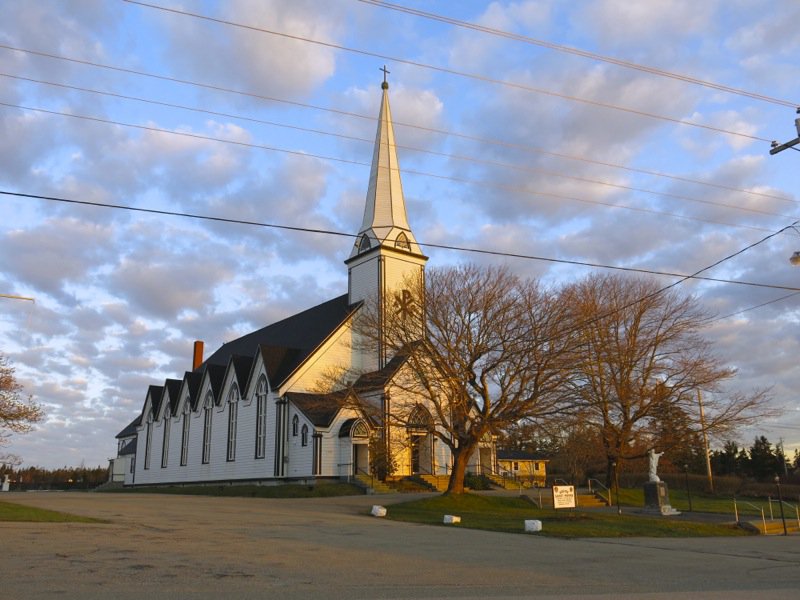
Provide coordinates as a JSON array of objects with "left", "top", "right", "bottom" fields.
[{"left": 647, "top": 449, "right": 663, "bottom": 483}]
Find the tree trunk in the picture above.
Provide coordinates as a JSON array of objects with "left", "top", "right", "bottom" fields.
[{"left": 445, "top": 444, "right": 473, "bottom": 495}]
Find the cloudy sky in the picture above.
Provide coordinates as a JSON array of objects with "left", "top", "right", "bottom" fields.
[{"left": 1, "top": 0, "right": 799, "bottom": 469}]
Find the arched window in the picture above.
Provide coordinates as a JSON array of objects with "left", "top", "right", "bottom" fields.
[
  {"left": 202, "top": 391, "right": 213, "bottom": 464},
  {"left": 407, "top": 404, "right": 433, "bottom": 431},
  {"left": 352, "top": 420, "right": 369, "bottom": 438},
  {"left": 358, "top": 234, "right": 372, "bottom": 253},
  {"left": 292, "top": 414, "right": 299, "bottom": 437},
  {"left": 395, "top": 232, "right": 410, "bottom": 250},
  {"left": 227, "top": 385, "right": 239, "bottom": 462},
  {"left": 161, "top": 410, "right": 170, "bottom": 469},
  {"left": 144, "top": 413, "right": 153, "bottom": 470},
  {"left": 255, "top": 376, "right": 268, "bottom": 459},
  {"left": 180, "top": 401, "right": 190, "bottom": 466},
  {"left": 301, "top": 424, "right": 309, "bottom": 447}
]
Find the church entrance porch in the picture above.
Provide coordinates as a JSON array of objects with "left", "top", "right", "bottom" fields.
[
  {"left": 409, "top": 432, "right": 434, "bottom": 475},
  {"left": 353, "top": 442, "right": 369, "bottom": 476}
]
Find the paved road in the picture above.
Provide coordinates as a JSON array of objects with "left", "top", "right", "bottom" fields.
[{"left": 1, "top": 491, "right": 798, "bottom": 599}]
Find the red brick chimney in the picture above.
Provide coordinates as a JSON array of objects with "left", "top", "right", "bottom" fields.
[{"left": 192, "top": 340, "right": 204, "bottom": 370}]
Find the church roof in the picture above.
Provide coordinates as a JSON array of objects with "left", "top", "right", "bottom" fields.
[
  {"left": 207, "top": 364, "right": 227, "bottom": 406},
  {"left": 286, "top": 391, "right": 346, "bottom": 428},
  {"left": 147, "top": 385, "right": 164, "bottom": 420},
  {"left": 164, "top": 378, "right": 182, "bottom": 416},
  {"left": 353, "top": 351, "right": 409, "bottom": 391},
  {"left": 203, "top": 294, "right": 359, "bottom": 388},
  {"left": 115, "top": 415, "right": 142, "bottom": 439},
  {"left": 230, "top": 354, "right": 254, "bottom": 393}
]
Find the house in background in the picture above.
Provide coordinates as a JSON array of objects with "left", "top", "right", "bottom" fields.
[{"left": 496, "top": 450, "right": 549, "bottom": 487}]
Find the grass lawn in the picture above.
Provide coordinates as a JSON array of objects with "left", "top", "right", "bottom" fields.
[
  {"left": 384, "top": 494, "right": 751, "bottom": 538},
  {"left": 0, "top": 500, "right": 106, "bottom": 523},
  {"left": 614, "top": 488, "right": 773, "bottom": 519},
  {"left": 101, "top": 482, "right": 365, "bottom": 498}
]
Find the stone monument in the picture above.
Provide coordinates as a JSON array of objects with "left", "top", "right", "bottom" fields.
[
  {"left": 1, "top": 474, "right": 10, "bottom": 492},
  {"left": 643, "top": 449, "right": 679, "bottom": 515}
]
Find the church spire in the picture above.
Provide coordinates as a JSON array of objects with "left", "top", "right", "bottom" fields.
[{"left": 349, "top": 71, "right": 422, "bottom": 258}]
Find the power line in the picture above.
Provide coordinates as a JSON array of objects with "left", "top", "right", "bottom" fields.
[
  {"left": 2, "top": 189, "right": 799, "bottom": 293},
  {"left": 1, "top": 44, "right": 791, "bottom": 205},
  {"left": 357, "top": 0, "right": 798, "bottom": 109},
  {"left": 0, "top": 101, "right": 778, "bottom": 234},
  {"left": 121, "top": 0, "right": 771, "bottom": 143},
  {"left": 5, "top": 72, "right": 795, "bottom": 223},
  {"left": 711, "top": 292, "right": 800, "bottom": 323}
]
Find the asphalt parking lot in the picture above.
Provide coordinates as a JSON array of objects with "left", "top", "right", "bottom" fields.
[{"left": 1, "top": 491, "right": 798, "bottom": 599}]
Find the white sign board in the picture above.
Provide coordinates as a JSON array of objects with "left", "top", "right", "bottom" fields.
[{"left": 552, "top": 485, "right": 576, "bottom": 509}]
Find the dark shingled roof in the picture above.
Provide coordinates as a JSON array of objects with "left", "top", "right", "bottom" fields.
[
  {"left": 115, "top": 415, "right": 142, "bottom": 439},
  {"left": 147, "top": 385, "right": 164, "bottom": 419},
  {"left": 230, "top": 354, "right": 254, "bottom": 393},
  {"left": 496, "top": 450, "right": 549, "bottom": 461},
  {"left": 164, "top": 378, "right": 182, "bottom": 416},
  {"left": 353, "top": 352, "right": 408, "bottom": 391},
  {"left": 207, "top": 364, "right": 227, "bottom": 406},
  {"left": 286, "top": 391, "right": 346, "bottom": 428},
  {"left": 203, "top": 294, "right": 358, "bottom": 387},
  {"left": 118, "top": 438, "right": 137, "bottom": 456},
  {"left": 183, "top": 370, "right": 203, "bottom": 411}
]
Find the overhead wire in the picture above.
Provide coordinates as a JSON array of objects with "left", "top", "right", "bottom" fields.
[
  {"left": 121, "top": 0, "right": 772, "bottom": 143},
  {"left": 3, "top": 72, "right": 796, "bottom": 223},
  {"left": 2, "top": 189, "right": 799, "bottom": 293},
  {"left": 1, "top": 43, "right": 792, "bottom": 206},
  {"left": 0, "top": 100, "right": 778, "bottom": 234},
  {"left": 357, "top": 0, "right": 799, "bottom": 108}
]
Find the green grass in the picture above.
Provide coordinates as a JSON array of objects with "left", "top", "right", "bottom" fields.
[
  {"left": 384, "top": 494, "right": 750, "bottom": 538},
  {"left": 613, "top": 488, "right": 773, "bottom": 518},
  {"left": 0, "top": 500, "right": 106, "bottom": 523},
  {"left": 101, "top": 482, "right": 365, "bottom": 498}
]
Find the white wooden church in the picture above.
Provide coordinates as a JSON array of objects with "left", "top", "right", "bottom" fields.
[{"left": 110, "top": 79, "right": 496, "bottom": 487}]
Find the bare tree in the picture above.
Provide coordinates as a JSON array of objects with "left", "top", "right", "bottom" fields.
[
  {"left": 0, "top": 354, "right": 43, "bottom": 448},
  {"left": 563, "top": 274, "right": 772, "bottom": 489},
  {"left": 354, "top": 264, "right": 577, "bottom": 494}
]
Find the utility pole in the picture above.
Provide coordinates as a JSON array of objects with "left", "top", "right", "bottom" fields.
[
  {"left": 769, "top": 107, "right": 800, "bottom": 155},
  {"left": 697, "top": 389, "right": 714, "bottom": 493}
]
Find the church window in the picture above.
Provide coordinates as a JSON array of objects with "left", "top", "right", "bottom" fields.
[
  {"left": 407, "top": 404, "right": 433, "bottom": 431},
  {"left": 144, "top": 416, "right": 153, "bottom": 470},
  {"left": 301, "top": 424, "right": 309, "bottom": 447},
  {"left": 227, "top": 385, "right": 239, "bottom": 462},
  {"left": 202, "top": 392, "right": 213, "bottom": 464},
  {"left": 312, "top": 434, "right": 322, "bottom": 475},
  {"left": 358, "top": 234, "right": 372, "bottom": 253},
  {"left": 395, "top": 232, "right": 410, "bottom": 250},
  {"left": 292, "top": 414, "right": 299, "bottom": 437},
  {"left": 161, "top": 412, "right": 170, "bottom": 468},
  {"left": 255, "top": 376, "right": 268, "bottom": 459},
  {"left": 352, "top": 420, "right": 369, "bottom": 438},
  {"left": 180, "top": 402, "right": 190, "bottom": 466}
]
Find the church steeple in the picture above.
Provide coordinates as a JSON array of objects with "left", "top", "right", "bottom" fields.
[
  {"left": 346, "top": 74, "right": 428, "bottom": 367},
  {"left": 348, "top": 75, "right": 422, "bottom": 259}
]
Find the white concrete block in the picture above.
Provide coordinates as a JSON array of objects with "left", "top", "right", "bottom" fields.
[
  {"left": 443, "top": 514, "right": 461, "bottom": 524},
  {"left": 524, "top": 519, "right": 542, "bottom": 533},
  {"left": 371, "top": 505, "right": 387, "bottom": 517}
]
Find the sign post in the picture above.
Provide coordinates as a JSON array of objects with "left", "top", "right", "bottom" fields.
[{"left": 552, "top": 485, "right": 576, "bottom": 509}]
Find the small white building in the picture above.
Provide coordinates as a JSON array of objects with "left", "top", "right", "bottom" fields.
[{"left": 111, "top": 79, "right": 493, "bottom": 488}]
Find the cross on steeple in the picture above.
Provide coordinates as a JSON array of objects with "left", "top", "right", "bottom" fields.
[{"left": 380, "top": 65, "right": 390, "bottom": 89}]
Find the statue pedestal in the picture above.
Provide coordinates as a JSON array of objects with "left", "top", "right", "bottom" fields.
[{"left": 643, "top": 481, "right": 680, "bottom": 516}]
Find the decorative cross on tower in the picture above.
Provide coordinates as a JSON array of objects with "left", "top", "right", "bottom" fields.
[{"left": 380, "top": 65, "right": 390, "bottom": 88}]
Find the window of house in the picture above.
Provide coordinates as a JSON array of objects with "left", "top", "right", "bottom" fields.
[
  {"left": 301, "top": 424, "right": 309, "bottom": 447},
  {"left": 180, "top": 402, "right": 190, "bottom": 466},
  {"left": 513, "top": 461, "right": 519, "bottom": 471},
  {"left": 255, "top": 376, "right": 267, "bottom": 459},
  {"left": 144, "top": 415, "right": 153, "bottom": 470},
  {"left": 202, "top": 392, "right": 213, "bottom": 464},
  {"left": 161, "top": 412, "right": 170, "bottom": 468},
  {"left": 292, "top": 414, "right": 299, "bottom": 437},
  {"left": 227, "top": 385, "right": 239, "bottom": 462},
  {"left": 358, "top": 234, "right": 371, "bottom": 253}
]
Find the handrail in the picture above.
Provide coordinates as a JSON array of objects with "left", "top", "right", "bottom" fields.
[
  {"left": 553, "top": 478, "right": 570, "bottom": 486},
  {"left": 769, "top": 497, "right": 800, "bottom": 528},
  {"left": 587, "top": 478, "right": 612, "bottom": 506},
  {"left": 733, "top": 498, "right": 767, "bottom": 533}
]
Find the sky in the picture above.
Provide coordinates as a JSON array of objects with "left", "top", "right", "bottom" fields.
[{"left": 1, "top": 0, "right": 799, "bottom": 469}]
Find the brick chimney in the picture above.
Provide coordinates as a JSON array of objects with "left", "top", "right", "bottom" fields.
[{"left": 192, "top": 340, "right": 204, "bottom": 370}]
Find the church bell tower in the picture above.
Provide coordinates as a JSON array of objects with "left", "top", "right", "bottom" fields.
[{"left": 345, "top": 74, "right": 428, "bottom": 367}]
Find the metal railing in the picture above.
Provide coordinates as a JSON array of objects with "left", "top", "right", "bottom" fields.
[
  {"left": 733, "top": 498, "right": 767, "bottom": 533},
  {"left": 587, "top": 478, "right": 612, "bottom": 506},
  {"left": 768, "top": 497, "right": 800, "bottom": 528}
]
